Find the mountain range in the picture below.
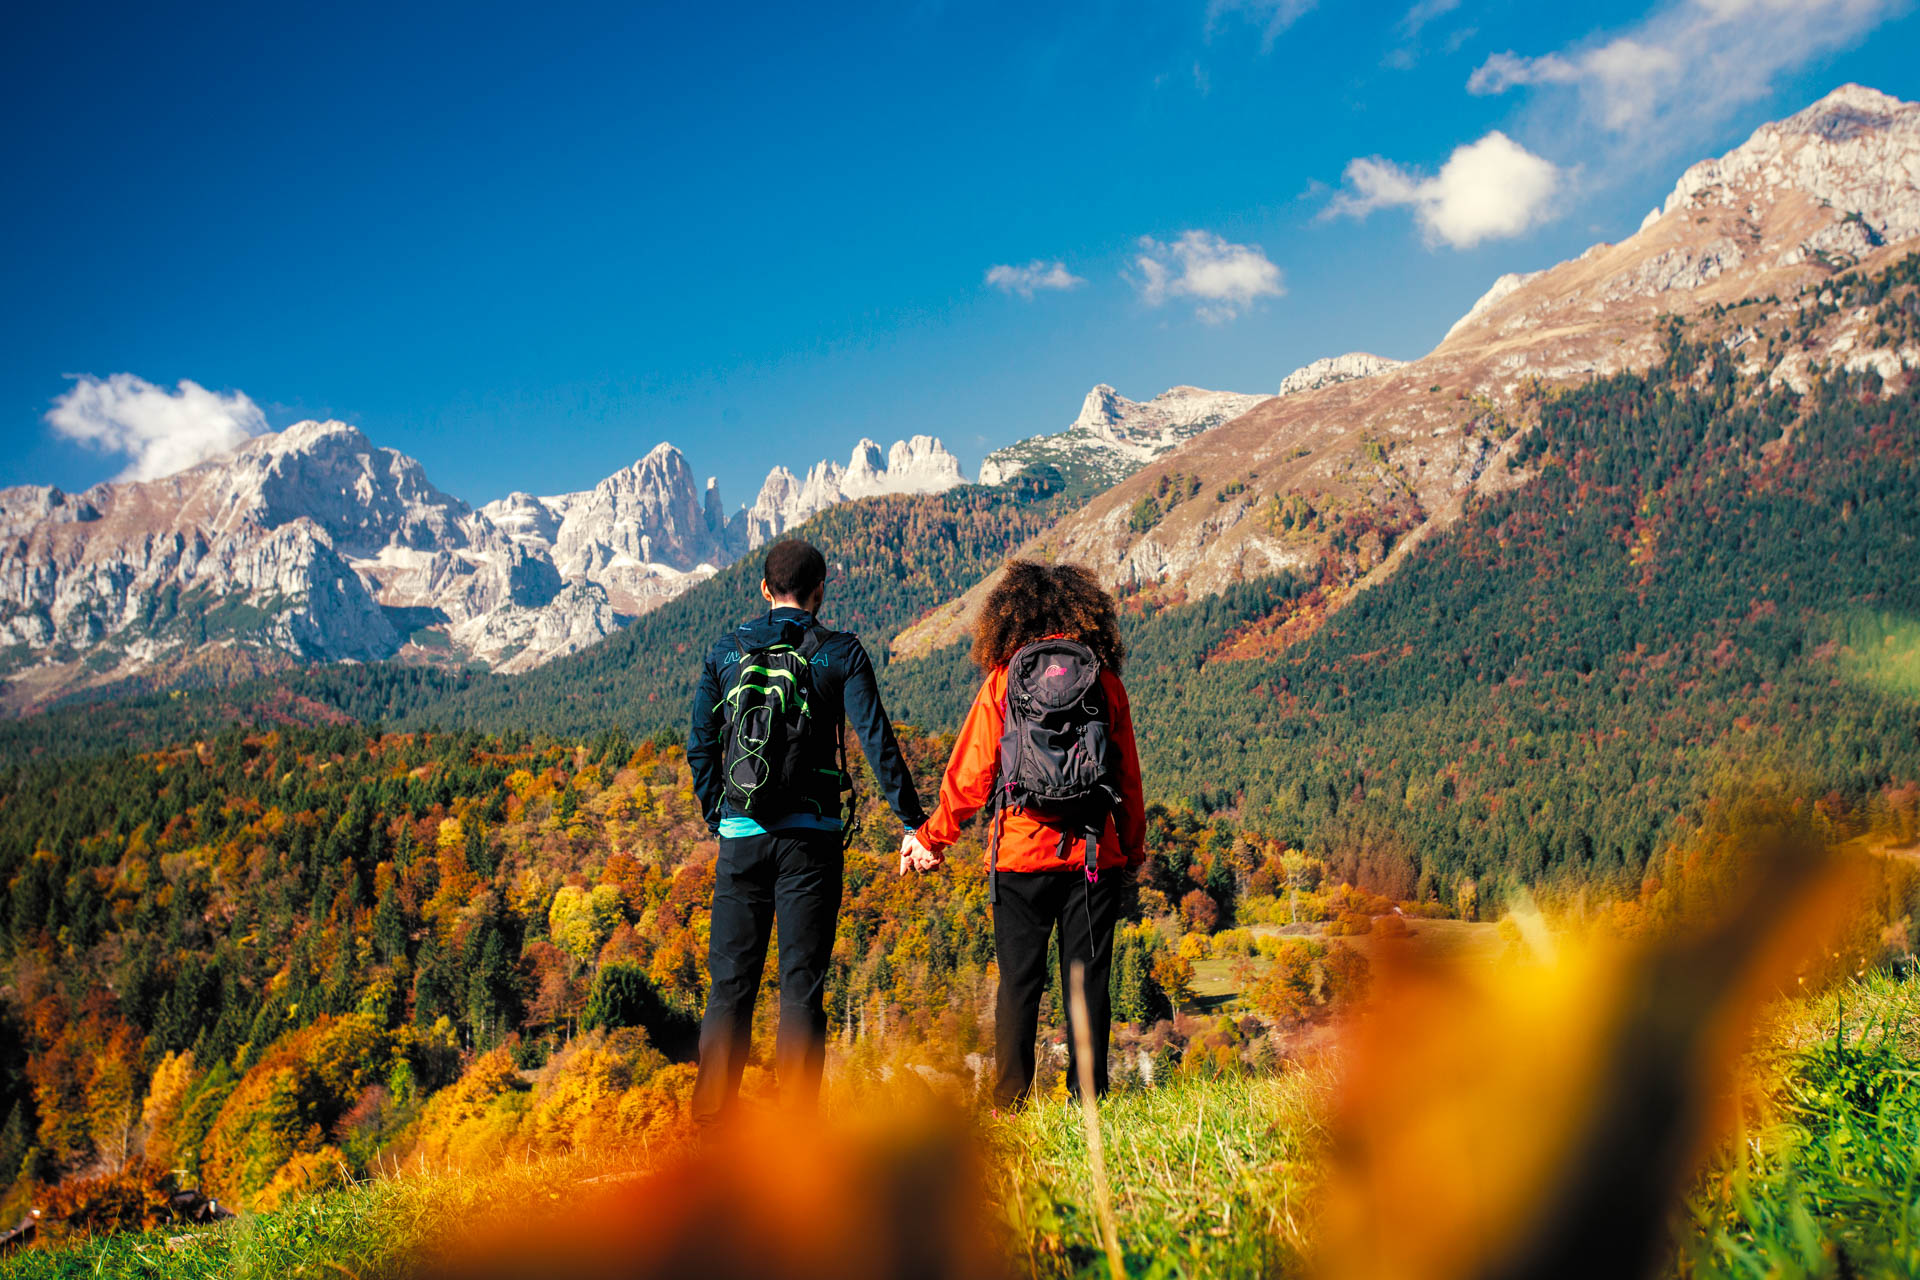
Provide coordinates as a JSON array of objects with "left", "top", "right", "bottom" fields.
[
  {"left": 3, "top": 83, "right": 1918, "bottom": 726},
  {"left": 0, "top": 386, "right": 1260, "bottom": 710},
  {"left": 0, "top": 424, "right": 972, "bottom": 706}
]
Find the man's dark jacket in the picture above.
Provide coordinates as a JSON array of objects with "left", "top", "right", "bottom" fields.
[{"left": 686, "top": 606, "right": 927, "bottom": 836}]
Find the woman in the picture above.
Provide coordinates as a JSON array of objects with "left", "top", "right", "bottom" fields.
[{"left": 902, "top": 559, "right": 1145, "bottom": 1108}]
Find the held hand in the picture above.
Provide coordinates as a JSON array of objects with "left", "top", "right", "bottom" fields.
[{"left": 899, "top": 830, "right": 943, "bottom": 873}]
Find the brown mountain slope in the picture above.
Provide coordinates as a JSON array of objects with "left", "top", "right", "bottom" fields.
[{"left": 893, "top": 83, "right": 1920, "bottom": 658}]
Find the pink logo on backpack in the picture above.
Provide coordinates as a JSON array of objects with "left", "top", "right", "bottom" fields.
[{"left": 1044, "top": 664, "right": 1068, "bottom": 678}]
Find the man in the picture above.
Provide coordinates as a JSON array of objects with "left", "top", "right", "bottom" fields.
[{"left": 686, "top": 539, "right": 927, "bottom": 1124}]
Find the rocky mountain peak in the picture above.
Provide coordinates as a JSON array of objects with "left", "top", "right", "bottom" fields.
[
  {"left": 735, "top": 435, "right": 965, "bottom": 548},
  {"left": 1278, "top": 353, "right": 1407, "bottom": 396},
  {"left": 978, "top": 382, "right": 1269, "bottom": 487},
  {"left": 1074, "top": 384, "right": 1125, "bottom": 432},
  {"left": 550, "top": 442, "right": 729, "bottom": 580},
  {"left": 886, "top": 435, "right": 964, "bottom": 485},
  {"left": 215, "top": 419, "right": 470, "bottom": 556},
  {"left": 605, "top": 442, "right": 692, "bottom": 492},
  {"left": 1654, "top": 83, "right": 1920, "bottom": 252},
  {"left": 1782, "top": 83, "right": 1909, "bottom": 140},
  {"left": 271, "top": 417, "right": 367, "bottom": 451}
]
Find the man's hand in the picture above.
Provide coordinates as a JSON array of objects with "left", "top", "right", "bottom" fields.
[{"left": 898, "top": 829, "right": 943, "bottom": 874}]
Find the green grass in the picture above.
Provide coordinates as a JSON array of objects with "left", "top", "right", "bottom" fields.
[
  {"left": 987, "top": 1072, "right": 1330, "bottom": 1279},
  {"left": 1677, "top": 971, "right": 1920, "bottom": 1279}
]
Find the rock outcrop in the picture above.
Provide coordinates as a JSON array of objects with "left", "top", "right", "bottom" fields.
[
  {"left": 736, "top": 436, "right": 966, "bottom": 548},
  {"left": 1278, "top": 353, "right": 1406, "bottom": 396},
  {"left": 977, "top": 384, "right": 1270, "bottom": 488}
]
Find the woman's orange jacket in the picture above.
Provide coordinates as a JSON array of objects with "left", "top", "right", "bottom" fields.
[{"left": 916, "top": 664, "right": 1147, "bottom": 874}]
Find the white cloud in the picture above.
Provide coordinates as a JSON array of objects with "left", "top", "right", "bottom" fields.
[
  {"left": 1327, "top": 131, "right": 1562, "bottom": 249},
  {"left": 1399, "top": 0, "right": 1461, "bottom": 36},
  {"left": 1133, "top": 230, "right": 1284, "bottom": 322},
  {"left": 984, "top": 260, "right": 1086, "bottom": 298},
  {"left": 1467, "top": 50, "right": 1577, "bottom": 96},
  {"left": 47, "top": 374, "right": 267, "bottom": 482},
  {"left": 1468, "top": 0, "right": 1903, "bottom": 144},
  {"left": 1207, "top": 0, "right": 1317, "bottom": 49}
]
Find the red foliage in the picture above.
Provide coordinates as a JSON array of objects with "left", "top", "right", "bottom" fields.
[{"left": 1179, "top": 889, "right": 1220, "bottom": 934}]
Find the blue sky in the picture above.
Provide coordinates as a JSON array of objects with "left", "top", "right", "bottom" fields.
[{"left": 4, "top": 0, "right": 1917, "bottom": 509}]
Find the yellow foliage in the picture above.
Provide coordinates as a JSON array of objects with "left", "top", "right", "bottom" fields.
[
  {"left": 410, "top": 1048, "right": 525, "bottom": 1169},
  {"left": 85, "top": 1048, "right": 139, "bottom": 1170},
  {"left": 139, "top": 1051, "right": 194, "bottom": 1171},
  {"left": 201, "top": 1064, "right": 314, "bottom": 1205},
  {"left": 405, "top": 1035, "right": 692, "bottom": 1173},
  {"left": 312, "top": 1012, "right": 393, "bottom": 1099},
  {"left": 1212, "top": 928, "right": 1256, "bottom": 957},
  {"left": 436, "top": 818, "right": 465, "bottom": 852},
  {"left": 509, "top": 868, "right": 548, "bottom": 918},
  {"left": 114, "top": 858, "right": 150, "bottom": 896},
  {"left": 1150, "top": 952, "right": 1196, "bottom": 1008},
  {"left": 550, "top": 885, "right": 624, "bottom": 965},
  {"left": 525, "top": 1029, "right": 668, "bottom": 1152},
  {"left": 200, "top": 1014, "right": 394, "bottom": 1206}
]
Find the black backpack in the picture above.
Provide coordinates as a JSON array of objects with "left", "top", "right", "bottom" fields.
[
  {"left": 718, "top": 622, "right": 846, "bottom": 823},
  {"left": 987, "top": 637, "right": 1123, "bottom": 900}
]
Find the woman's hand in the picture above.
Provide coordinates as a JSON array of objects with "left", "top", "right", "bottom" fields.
[{"left": 898, "top": 830, "right": 943, "bottom": 874}]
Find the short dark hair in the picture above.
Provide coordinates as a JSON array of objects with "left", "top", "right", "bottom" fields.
[{"left": 763, "top": 540, "right": 827, "bottom": 600}]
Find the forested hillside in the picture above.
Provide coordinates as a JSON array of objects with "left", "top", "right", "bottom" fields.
[
  {"left": 878, "top": 263, "right": 1920, "bottom": 900},
  {"left": 0, "top": 721, "right": 1378, "bottom": 1229}
]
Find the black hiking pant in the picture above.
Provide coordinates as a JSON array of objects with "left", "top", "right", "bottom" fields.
[
  {"left": 692, "top": 828, "right": 844, "bottom": 1126},
  {"left": 992, "top": 868, "right": 1124, "bottom": 1109}
]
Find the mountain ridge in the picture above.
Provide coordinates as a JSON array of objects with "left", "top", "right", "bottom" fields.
[{"left": 893, "top": 82, "right": 1920, "bottom": 658}]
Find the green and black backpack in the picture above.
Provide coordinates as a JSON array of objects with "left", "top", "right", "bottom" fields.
[{"left": 717, "top": 622, "right": 846, "bottom": 822}]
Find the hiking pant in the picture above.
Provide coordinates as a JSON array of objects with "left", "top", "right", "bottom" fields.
[
  {"left": 691, "top": 828, "right": 844, "bottom": 1126},
  {"left": 992, "top": 868, "right": 1124, "bottom": 1109}
]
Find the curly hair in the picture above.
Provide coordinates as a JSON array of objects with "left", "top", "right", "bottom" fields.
[{"left": 971, "top": 559, "right": 1125, "bottom": 672}]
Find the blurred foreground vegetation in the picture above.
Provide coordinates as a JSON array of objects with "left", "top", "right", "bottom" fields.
[{"left": 12, "top": 970, "right": 1920, "bottom": 1279}]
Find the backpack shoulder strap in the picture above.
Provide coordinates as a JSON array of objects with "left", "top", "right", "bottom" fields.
[
  {"left": 713, "top": 632, "right": 748, "bottom": 713},
  {"left": 797, "top": 624, "right": 833, "bottom": 660}
]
